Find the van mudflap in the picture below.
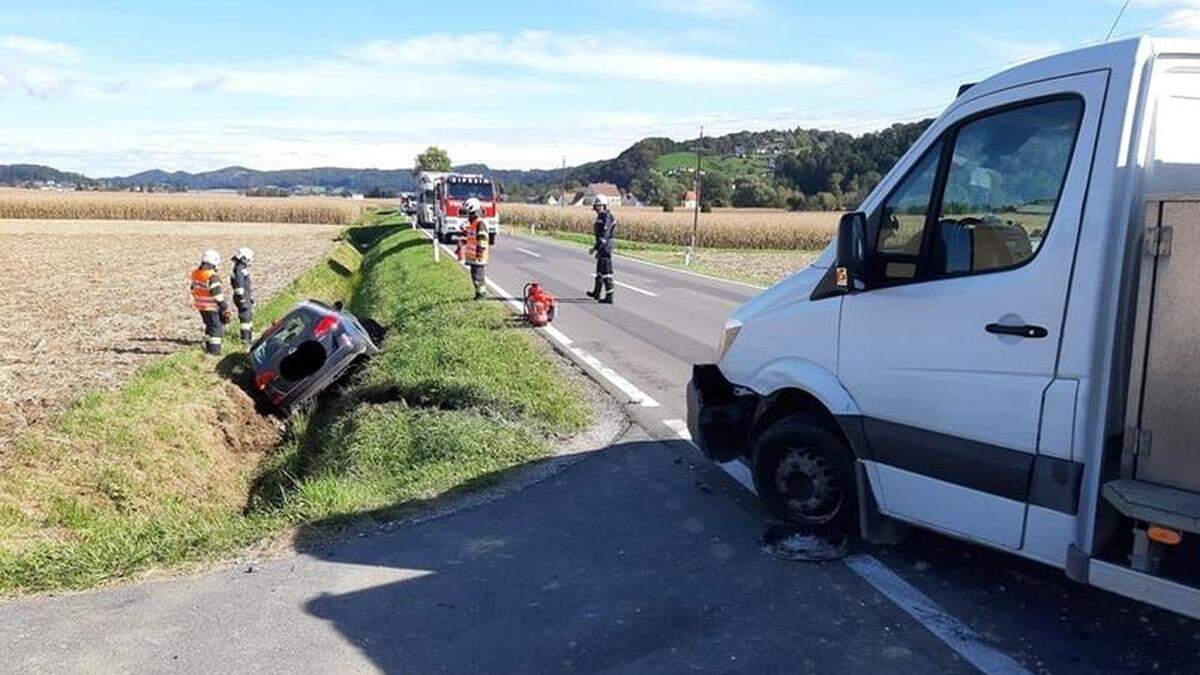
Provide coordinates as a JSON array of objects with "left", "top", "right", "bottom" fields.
[{"left": 686, "top": 364, "right": 757, "bottom": 462}]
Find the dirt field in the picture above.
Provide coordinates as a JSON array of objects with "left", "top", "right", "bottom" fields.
[{"left": 0, "top": 220, "right": 343, "bottom": 447}]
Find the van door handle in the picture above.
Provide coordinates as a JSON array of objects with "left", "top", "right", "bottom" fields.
[{"left": 986, "top": 323, "right": 1048, "bottom": 338}]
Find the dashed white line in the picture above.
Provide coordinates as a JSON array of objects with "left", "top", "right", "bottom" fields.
[
  {"left": 613, "top": 280, "right": 658, "bottom": 297},
  {"left": 517, "top": 247, "right": 542, "bottom": 258}
]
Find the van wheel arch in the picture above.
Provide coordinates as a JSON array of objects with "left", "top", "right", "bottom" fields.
[{"left": 750, "top": 388, "right": 847, "bottom": 450}]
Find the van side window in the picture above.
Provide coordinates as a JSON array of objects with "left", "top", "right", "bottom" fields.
[
  {"left": 930, "top": 98, "right": 1082, "bottom": 276},
  {"left": 874, "top": 142, "right": 942, "bottom": 279}
]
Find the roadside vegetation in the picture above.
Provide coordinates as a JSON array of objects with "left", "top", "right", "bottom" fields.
[
  {"left": 536, "top": 230, "right": 818, "bottom": 287},
  {"left": 0, "top": 187, "right": 382, "bottom": 224},
  {"left": 0, "top": 209, "right": 589, "bottom": 594},
  {"left": 501, "top": 203, "right": 837, "bottom": 250}
]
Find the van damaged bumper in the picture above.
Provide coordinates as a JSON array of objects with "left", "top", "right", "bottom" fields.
[{"left": 686, "top": 364, "right": 758, "bottom": 462}]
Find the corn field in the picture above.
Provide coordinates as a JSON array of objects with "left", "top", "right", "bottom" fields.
[
  {"left": 501, "top": 203, "right": 839, "bottom": 250},
  {"left": 0, "top": 188, "right": 386, "bottom": 225}
]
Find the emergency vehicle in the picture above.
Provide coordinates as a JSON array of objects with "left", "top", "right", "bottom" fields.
[
  {"left": 415, "top": 172, "right": 447, "bottom": 229},
  {"left": 435, "top": 173, "right": 499, "bottom": 244}
]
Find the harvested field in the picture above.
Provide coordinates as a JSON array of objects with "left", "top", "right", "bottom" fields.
[
  {"left": 0, "top": 219, "right": 342, "bottom": 447},
  {"left": 0, "top": 188, "right": 389, "bottom": 225},
  {"left": 502, "top": 203, "right": 840, "bottom": 250}
]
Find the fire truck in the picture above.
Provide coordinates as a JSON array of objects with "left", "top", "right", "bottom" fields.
[{"left": 435, "top": 173, "right": 499, "bottom": 244}]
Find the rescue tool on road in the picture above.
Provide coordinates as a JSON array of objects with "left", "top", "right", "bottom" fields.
[{"left": 522, "top": 282, "right": 557, "bottom": 327}]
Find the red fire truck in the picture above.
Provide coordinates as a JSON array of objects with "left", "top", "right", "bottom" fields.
[{"left": 434, "top": 173, "right": 499, "bottom": 244}]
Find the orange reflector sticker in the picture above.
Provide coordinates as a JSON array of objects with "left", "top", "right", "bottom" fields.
[{"left": 1148, "top": 525, "right": 1182, "bottom": 545}]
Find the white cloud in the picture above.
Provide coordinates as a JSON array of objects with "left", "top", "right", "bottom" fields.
[
  {"left": 654, "top": 0, "right": 758, "bottom": 17},
  {"left": 347, "top": 31, "right": 842, "bottom": 86},
  {"left": 0, "top": 35, "right": 80, "bottom": 63}
]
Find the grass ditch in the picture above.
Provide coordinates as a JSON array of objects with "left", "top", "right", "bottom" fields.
[
  {"left": 530, "top": 229, "right": 819, "bottom": 287},
  {"left": 0, "top": 210, "right": 589, "bottom": 595}
]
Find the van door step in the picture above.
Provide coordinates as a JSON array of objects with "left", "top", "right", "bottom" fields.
[{"left": 1103, "top": 479, "right": 1200, "bottom": 534}]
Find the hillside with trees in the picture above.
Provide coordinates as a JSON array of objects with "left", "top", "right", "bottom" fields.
[
  {"left": 505, "top": 120, "right": 934, "bottom": 210},
  {"left": 0, "top": 120, "right": 932, "bottom": 209}
]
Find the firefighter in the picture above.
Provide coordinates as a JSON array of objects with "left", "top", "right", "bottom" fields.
[
  {"left": 230, "top": 247, "right": 255, "bottom": 342},
  {"left": 462, "top": 197, "right": 490, "bottom": 299},
  {"left": 587, "top": 194, "right": 616, "bottom": 304},
  {"left": 190, "top": 249, "right": 232, "bottom": 356}
]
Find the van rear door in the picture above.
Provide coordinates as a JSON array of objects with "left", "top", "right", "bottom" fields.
[{"left": 839, "top": 71, "right": 1107, "bottom": 549}]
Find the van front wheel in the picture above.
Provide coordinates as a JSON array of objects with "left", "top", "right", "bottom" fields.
[{"left": 751, "top": 414, "right": 858, "bottom": 536}]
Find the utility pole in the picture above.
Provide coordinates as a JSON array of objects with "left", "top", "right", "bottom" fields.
[{"left": 686, "top": 125, "right": 703, "bottom": 267}]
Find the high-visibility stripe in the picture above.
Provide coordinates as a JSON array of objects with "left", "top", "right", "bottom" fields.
[
  {"left": 206, "top": 336, "right": 222, "bottom": 344},
  {"left": 212, "top": 293, "right": 225, "bottom": 302},
  {"left": 233, "top": 287, "right": 245, "bottom": 296},
  {"left": 240, "top": 323, "right": 252, "bottom": 330}
]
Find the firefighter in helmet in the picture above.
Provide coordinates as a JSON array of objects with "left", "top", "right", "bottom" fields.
[
  {"left": 462, "top": 197, "right": 490, "bottom": 299},
  {"left": 587, "top": 194, "right": 616, "bottom": 304},
  {"left": 231, "top": 247, "right": 255, "bottom": 343},
  {"left": 190, "top": 249, "right": 233, "bottom": 356}
]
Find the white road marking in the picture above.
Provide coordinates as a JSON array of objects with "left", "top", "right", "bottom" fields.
[
  {"left": 541, "top": 325, "right": 573, "bottom": 346},
  {"left": 516, "top": 247, "right": 542, "bottom": 258},
  {"left": 662, "top": 418, "right": 691, "bottom": 440},
  {"left": 613, "top": 280, "right": 658, "bottom": 297},
  {"left": 845, "top": 555, "right": 1033, "bottom": 675},
  {"left": 569, "top": 347, "right": 660, "bottom": 408},
  {"left": 718, "top": 461, "right": 756, "bottom": 492}
]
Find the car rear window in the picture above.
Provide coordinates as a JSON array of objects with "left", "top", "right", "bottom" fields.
[{"left": 252, "top": 310, "right": 317, "bottom": 365}]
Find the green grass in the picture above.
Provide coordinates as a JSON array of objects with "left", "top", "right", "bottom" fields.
[
  {"left": 536, "top": 230, "right": 816, "bottom": 287},
  {"left": 0, "top": 211, "right": 589, "bottom": 594},
  {"left": 654, "top": 151, "right": 772, "bottom": 177}
]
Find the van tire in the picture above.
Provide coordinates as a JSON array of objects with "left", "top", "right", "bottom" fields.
[{"left": 751, "top": 413, "right": 858, "bottom": 536}]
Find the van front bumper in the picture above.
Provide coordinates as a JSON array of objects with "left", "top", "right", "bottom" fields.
[{"left": 686, "top": 364, "right": 758, "bottom": 462}]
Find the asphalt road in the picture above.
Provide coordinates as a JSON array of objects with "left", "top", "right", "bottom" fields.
[{"left": 3, "top": 230, "right": 1199, "bottom": 674}]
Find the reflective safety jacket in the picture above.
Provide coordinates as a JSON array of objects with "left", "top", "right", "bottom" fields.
[
  {"left": 190, "top": 264, "right": 227, "bottom": 312},
  {"left": 463, "top": 218, "right": 490, "bottom": 265},
  {"left": 231, "top": 261, "right": 253, "bottom": 310}
]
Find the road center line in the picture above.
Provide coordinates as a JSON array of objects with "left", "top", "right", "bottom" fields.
[
  {"left": 613, "top": 279, "right": 658, "bottom": 297},
  {"left": 516, "top": 247, "right": 542, "bottom": 258}
]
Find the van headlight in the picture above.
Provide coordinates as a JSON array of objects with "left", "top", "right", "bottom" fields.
[{"left": 716, "top": 317, "right": 743, "bottom": 362}]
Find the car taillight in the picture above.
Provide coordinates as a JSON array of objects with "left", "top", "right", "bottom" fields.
[
  {"left": 255, "top": 370, "right": 277, "bottom": 390},
  {"left": 314, "top": 315, "right": 339, "bottom": 338}
]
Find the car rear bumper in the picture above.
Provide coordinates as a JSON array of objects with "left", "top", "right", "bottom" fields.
[{"left": 686, "top": 364, "right": 757, "bottom": 462}]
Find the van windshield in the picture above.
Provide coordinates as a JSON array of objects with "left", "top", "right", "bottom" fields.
[{"left": 448, "top": 182, "right": 494, "bottom": 200}]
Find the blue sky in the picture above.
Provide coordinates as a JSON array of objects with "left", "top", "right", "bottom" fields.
[{"left": 1, "top": 0, "right": 1198, "bottom": 175}]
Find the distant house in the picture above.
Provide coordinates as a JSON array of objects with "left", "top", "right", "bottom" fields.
[
  {"left": 681, "top": 190, "right": 697, "bottom": 210},
  {"left": 581, "top": 182, "right": 622, "bottom": 207}
]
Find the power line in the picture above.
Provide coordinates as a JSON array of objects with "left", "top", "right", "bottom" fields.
[{"left": 1107, "top": 0, "right": 1133, "bottom": 41}]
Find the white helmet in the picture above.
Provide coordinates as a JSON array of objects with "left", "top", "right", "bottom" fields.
[
  {"left": 233, "top": 247, "right": 255, "bottom": 263},
  {"left": 592, "top": 194, "right": 609, "bottom": 210},
  {"left": 201, "top": 249, "right": 221, "bottom": 266},
  {"left": 464, "top": 197, "right": 483, "bottom": 217}
]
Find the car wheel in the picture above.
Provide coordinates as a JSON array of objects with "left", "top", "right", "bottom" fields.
[{"left": 751, "top": 413, "right": 858, "bottom": 535}]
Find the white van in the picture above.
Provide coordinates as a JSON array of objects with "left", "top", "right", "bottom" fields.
[{"left": 687, "top": 37, "right": 1200, "bottom": 619}]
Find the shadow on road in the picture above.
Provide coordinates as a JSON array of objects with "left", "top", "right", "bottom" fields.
[{"left": 295, "top": 438, "right": 974, "bottom": 674}]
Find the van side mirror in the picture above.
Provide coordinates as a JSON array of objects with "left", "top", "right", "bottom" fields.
[{"left": 836, "top": 211, "right": 869, "bottom": 291}]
